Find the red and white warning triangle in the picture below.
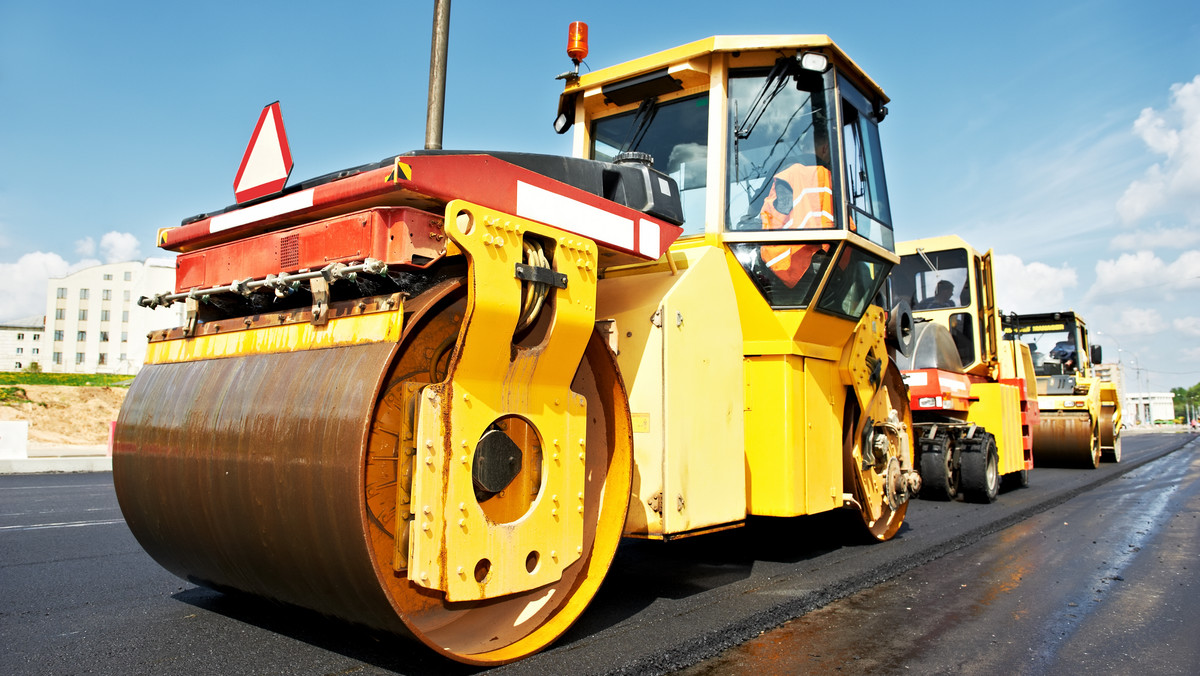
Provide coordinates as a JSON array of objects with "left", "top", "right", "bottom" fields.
[{"left": 233, "top": 101, "right": 294, "bottom": 204}]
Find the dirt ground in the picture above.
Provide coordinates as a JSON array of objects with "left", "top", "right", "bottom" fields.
[{"left": 0, "top": 385, "right": 126, "bottom": 447}]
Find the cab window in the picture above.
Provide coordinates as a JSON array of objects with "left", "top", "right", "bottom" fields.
[
  {"left": 725, "top": 68, "right": 834, "bottom": 232},
  {"left": 592, "top": 94, "right": 709, "bottom": 236},
  {"left": 839, "top": 75, "right": 893, "bottom": 250},
  {"left": 895, "top": 248, "right": 970, "bottom": 311}
]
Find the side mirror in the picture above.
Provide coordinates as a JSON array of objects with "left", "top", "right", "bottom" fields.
[{"left": 1091, "top": 345, "right": 1103, "bottom": 366}]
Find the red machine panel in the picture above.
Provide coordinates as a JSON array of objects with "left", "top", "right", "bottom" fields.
[{"left": 175, "top": 207, "right": 444, "bottom": 293}]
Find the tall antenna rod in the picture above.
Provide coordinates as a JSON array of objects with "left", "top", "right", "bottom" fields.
[{"left": 425, "top": 0, "right": 451, "bottom": 150}]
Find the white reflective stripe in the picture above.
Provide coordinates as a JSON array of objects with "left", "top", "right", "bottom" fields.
[
  {"left": 210, "top": 189, "right": 315, "bottom": 234},
  {"left": 516, "top": 181, "right": 634, "bottom": 250},
  {"left": 939, "top": 376, "right": 968, "bottom": 393},
  {"left": 638, "top": 219, "right": 661, "bottom": 259},
  {"left": 790, "top": 186, "right": 833, "bottom": 208},
  {"left": 765, "top": 248, "right": 792, "bottom": 267},
  {"left": 794, "top": 210, "right": 836, "bottom": 229}
]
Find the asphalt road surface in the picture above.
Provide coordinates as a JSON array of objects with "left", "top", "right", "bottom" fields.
[{"left": 1, "top": 432, "right": 1195, "bottom": 675}]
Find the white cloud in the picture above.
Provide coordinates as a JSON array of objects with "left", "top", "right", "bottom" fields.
[
  {"left": 99, "top": 231, "right": 141, "bottom": 263},
  {"left": 1116, "top": 75, "right": 1200, "bottom": 225},
  {"left": 1175, "top": 316, "right": 1200, "bottom": 337},
  {"left": 0, "top": 231, "right": 140, "bottom": 322},
  {"left": 1110, "top": 225, "right": 1200, "bottom": 251},
  {"left": 75, "top": 236, "right": 96, "bottom": 258},
  {"left": 1085, "top": 249, "right": 1200, "bottom": 300},
  {"left": 1182, "top": 346, "right": 1200, "bottom": 362},
  {"left": 0, "top": 252, "right": 72, "bottom": 321},
  {"left": 991, "top": 254, "right": 1078, "bottom": 313},
  {"left": 1116, "top": 308, "right": 1166, "bottom": 335}
]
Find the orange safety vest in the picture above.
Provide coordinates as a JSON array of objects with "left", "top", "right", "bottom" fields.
[{"left": 759, "top": 164, "right": 837, "bottom": 288}]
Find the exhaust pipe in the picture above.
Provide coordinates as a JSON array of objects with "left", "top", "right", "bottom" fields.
[{"left": 425, "top": 0, "right": 451, "bottom": 150}]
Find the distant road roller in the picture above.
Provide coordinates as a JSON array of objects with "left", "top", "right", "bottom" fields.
[
  {"left": 114, "top": 31, "right": 918, "bottom": 665},
  {"left": 892, "top": 235, "right": 1038, "bottom": 502},
  {"left": 1002, "top": 311, "right": 1121, "bottom": 467}
]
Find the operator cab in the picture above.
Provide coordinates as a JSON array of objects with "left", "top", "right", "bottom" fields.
[
  {"left": 558, "top": 35, "right": 897, "bottom": 321},
  {"left": 1003, "top": 312, "right": 1096, "bottom": 378},
  {"left": 894, "top": 237, "right": 998, "bottom": 376}
]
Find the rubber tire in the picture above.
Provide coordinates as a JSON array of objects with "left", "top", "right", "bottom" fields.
[
  {"left": 961, "top": 433, "right": 1000, "bottom": 504},
  {"left": 918, "top": 433, "right": 957, "bottom": 501},
  {"left": 1001, "top": 468, "right": 1029, "bottom": 491}
]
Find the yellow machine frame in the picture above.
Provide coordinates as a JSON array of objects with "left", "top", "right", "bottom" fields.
[{"left": 565, "top": 36, "right": 914, "bottom": 538}]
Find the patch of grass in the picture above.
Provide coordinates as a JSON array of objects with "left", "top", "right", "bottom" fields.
[
  {"left": 0, "top": 373, "right": 132, "bottom": 387},
  {"left": 0, "top": 386, "right": 46, "bottom": 407}
]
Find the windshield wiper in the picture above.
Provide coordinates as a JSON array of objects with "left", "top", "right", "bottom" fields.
[
  {"left": 734, "top": 57, "right": 794, "bottom": 140},
  {"left": 620, "top": 98, "right": 659, "bottom": 153}
]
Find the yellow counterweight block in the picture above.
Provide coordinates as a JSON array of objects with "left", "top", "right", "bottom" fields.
[{"left": 407, "top": 200, "right": 607, "bottom": 602}]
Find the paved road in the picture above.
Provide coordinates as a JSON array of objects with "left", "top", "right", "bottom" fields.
[
  {"left": 678, "top": 433, "right": 1200, "bottom": 675},
  {"left": 0, "top": 432, "right": 1195, "bottom": 675}
]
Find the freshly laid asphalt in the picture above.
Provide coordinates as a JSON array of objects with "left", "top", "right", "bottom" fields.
[{"left": 0, "top": 431, "right": 1195, "bottom": 675}]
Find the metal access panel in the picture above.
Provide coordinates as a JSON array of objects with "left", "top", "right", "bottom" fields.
[
  {"left": 596, "top": 246, "right": 747, "bottom": 538},
  {"left": 174, "top": 207, "right": 444, "bottom": 293}
]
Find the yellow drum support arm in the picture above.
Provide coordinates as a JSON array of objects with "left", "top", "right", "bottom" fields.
[{"left": 408, "top": 200, "right": 599, "bottom": 602}]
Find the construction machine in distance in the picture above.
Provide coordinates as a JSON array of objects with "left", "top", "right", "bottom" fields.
[
  {"left": 113, "top": 26, "right": 918, "bottom": 665},
  {"left": 1002, "top": 311, "right": 1122, "bottom": 468},
  {"left": 892, "top": 235, "right": 1038, "bottom": 502}
]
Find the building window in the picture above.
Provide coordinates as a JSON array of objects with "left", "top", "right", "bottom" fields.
[
  {"left": 79, "top": 309, "right": 88, "bottom": 320},
  {"left": 15, "top": 348, "right": 22, "bottom": 355},
  {"left": 53, "top": 352, "right": 62, "bottom": 364},
  {"left": 123, "top": 290, "right": 130, "bottom": 301},
  {"left": 124, "top": 271, "right": 132, "bottom": 281},
  {"left": 103, "top": 273, "right": 113, "bottom": 281},
  {"left": 55, "top": 309, "right": 65, "bottom": 320},
  {"left": 75, "top": 352, "right": 85, "bottom": 364},
  {"left": 77, "top": 331, "right": 86, "bottom": 341},
  {"left": 98, "top": 354, "right": 107, "bottom": 366},
  {"left": 16, "top": 333, "right": 23, "bottom": 340},
  {"left": 14, "top": 362, "right": 20, "bottom": 370},
  {"left": 102, "top": 289, "right": 112, "bottom": 301},
  {"left": 101, "top": 310, "right": 110, "bottom": 322},
  {"left": 32, "top": 334, "right": 39, "bottom": 341},
  {"left": 121, "top": 332, "right": 128, "bottom": 342},
  {"left": 100, "top": 331, "right": 109, "bottom": 342},
  {"left": 31, "top": 348, "right": 38, "bottom": 355},
  {"left": 80, "top": 288, "right": 89, "bottom": 300},
  {"left": 54, "top": 330, "right": 63, "bottom": 341},
  {"left": 56, "top": 287, "right": 67, "bottom": 299},
  {"left": 120, "top": 353, "right": 127, "bottom": 361},
  {"left": 122, "top": 311, "right": 129, "bottom": 323}
]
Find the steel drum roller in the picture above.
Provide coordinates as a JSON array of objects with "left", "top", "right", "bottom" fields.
[
  {"left": 113, "top": 290, "right": 633, "bottom": 664},
  {"left": 1031, "top": 411, "right": 1098, "bottom": 468}
]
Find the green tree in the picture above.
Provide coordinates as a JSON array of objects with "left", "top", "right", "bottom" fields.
[
  {"left": 1173, "top": 382, "right": 1200, "bottom": 421},
  {"left": 23, "top": 361, "right": 42, "bottom": 374}
]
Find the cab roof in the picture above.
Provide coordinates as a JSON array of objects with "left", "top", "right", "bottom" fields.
[{"left": 561, "top": 34, "right": 888, "bottom": 104}]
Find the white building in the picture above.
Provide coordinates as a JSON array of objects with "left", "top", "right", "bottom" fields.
[
  {"left": 1127, "top": 392, "right": 1176, "bottom": 426},
  {"left": 0, "top": 316, "right": 45, "bottom": 372},
  {"left": 43, "top": 259, "right": 184, "bottom": 375}
]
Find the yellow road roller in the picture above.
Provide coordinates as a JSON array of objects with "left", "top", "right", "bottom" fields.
[
  {"left": 1002, "top": 311, "right": 1122, "bottom": 467},
  {"left": 114, "top": 30, "right": 918, "bottom": 665},
  {"left": 893, "top": 235, "right": 1039, "bottom": 502}
]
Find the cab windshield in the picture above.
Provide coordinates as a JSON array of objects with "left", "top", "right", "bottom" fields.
[
  {"left": 726, "top": 68, "right": 833, "bottom": 231},
  {"left": 592, "top": 94, "right": 709, "bottom": 236},
  {"left": 894, "top": 248, "right": 971, "bottom": 312},
  {"left": 1005, "top": 320, "right": 1081, "bottom": 376}
]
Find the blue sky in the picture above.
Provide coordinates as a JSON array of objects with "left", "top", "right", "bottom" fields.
[{"left": 2, "top": 1, "right": 1198, "bottom": 392}]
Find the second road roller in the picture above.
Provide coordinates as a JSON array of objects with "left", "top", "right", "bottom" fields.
[
  {"left": 1003, "top": 311, "right": 1122, "bottom": 467},
  {"left": 114, "top": 28, "right": 918, "bottom": 664}
]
